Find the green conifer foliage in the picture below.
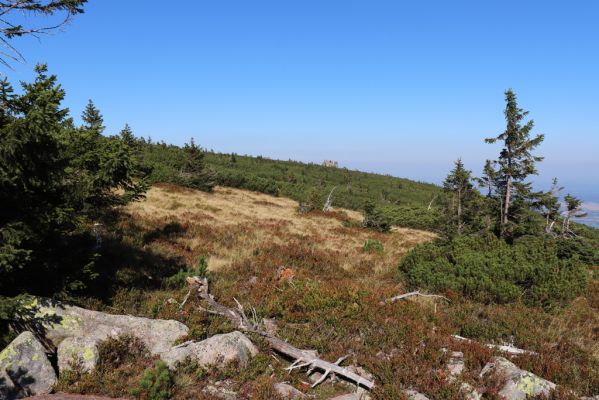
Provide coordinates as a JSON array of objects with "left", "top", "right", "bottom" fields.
[{"left": 485, "top": 90, "right": 545, "bottom": 236}]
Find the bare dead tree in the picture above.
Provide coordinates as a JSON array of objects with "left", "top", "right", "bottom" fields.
[
  {"left": 322, "top": 186, "right": 337, "bottom": 212},
  {"left": 185, "top": 276, "right": 375, "bottom": 390},
  {"left": 0, "top": 0, "right": 87, "bottom": 68},
  {"left": 427, "top": 194, "right": 438, "bottom": 211}
]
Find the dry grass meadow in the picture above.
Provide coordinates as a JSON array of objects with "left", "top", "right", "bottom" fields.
[{"left": 125, "top": 183, "right": 436, "bottom": 275}]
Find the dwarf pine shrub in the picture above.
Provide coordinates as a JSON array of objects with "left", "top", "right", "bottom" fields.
[
  {"left": 165, "top": 256, "right": 210, "bottom": 288},
  {"left": 131, "top": 361, "right": 173, "bottom": 400},
  {"left": 399, "top": 234, "right": 588, "bottom": 308}
]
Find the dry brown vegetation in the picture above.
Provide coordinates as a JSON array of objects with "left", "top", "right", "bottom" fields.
[
  {"left": 125, "top": 183, "right": 436, "bottom": 274},
  {"left": 65, "top": 183, "right": 598, "bottom": 399}
]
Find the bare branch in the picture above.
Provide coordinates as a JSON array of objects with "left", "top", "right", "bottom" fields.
[
  {"left": 185, "top": 276, "right": 375, "bottom": 390},
  {"left": 381, "top": 290, "right": 450, "bottom": 305},
  {"left": 451, "top": 335, "right": 538, "bottom": 356}
]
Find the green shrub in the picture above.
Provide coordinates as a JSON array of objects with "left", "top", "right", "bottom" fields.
[
  {"left": 363, "top": 201, "right": 392, "bottom": 233},
  {"left": 363, "top": 239, "right": 384, "bottom": 253},
  {"left": 131, "top": 360, "right": 173, "bottom": 400},
  {"left": 399, "top": 234, "right": 589, "bottom": 308},
  {"left": 165, "top": 256, "right": 210, "bottom": 288}
]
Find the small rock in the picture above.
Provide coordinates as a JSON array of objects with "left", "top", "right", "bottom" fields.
[
  {"left": 161, "top": 331, "right": 258, "bottom": 369},
  {"left": 460, "top": 383, "right": 482, "bottom": 400},
  {"left": 0, "top": 331, "right": 57, "bottom": 399},
  {"left": 202, "top": 379, "right": 237, "bottom": 400},
  {"left": 447, "top": 351, "right": 464, "bottom": 377},
  {"left": 480, "top": 356, "right": 556, "bottom": 400},
  {"left": 328, "top": 394, "right": 371, "bottom": 400},
  {"left": 273, "top": 382, "right": 306, "bottom": 399},
  {"left": 403, "top": 389, "right": 430, "bottom": 400}
]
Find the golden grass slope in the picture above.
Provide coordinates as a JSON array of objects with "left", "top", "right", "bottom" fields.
[{"left": 125, "top": 183, "right": 436, "bottom": 274}]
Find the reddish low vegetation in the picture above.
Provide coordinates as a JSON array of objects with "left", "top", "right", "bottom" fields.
[{"left": 65, "top": 184, "right": 598, "bottom": 399}]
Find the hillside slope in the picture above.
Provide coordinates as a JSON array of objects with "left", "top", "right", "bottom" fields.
[
  {"left": 53, "top": 183, "right": 598, "bottom": 399},
  {"left": 141, "top": 143, "right": 444, "bottom": 230}
]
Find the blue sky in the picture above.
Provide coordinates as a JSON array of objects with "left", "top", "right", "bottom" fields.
[{"left": 5, "top": 0, "right": 599, "bottom": 200}]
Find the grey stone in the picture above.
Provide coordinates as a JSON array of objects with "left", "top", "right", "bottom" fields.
[
  {"left": 403, "top": 389, "right": 430, "bottom": 400},
  {"left": 0, "top": 331, "right": 57, "bottom": 399},
  {"left": 161, "top": 331, "right": 258, "bottom": 369},
  {"left": 202, "top": 379, "right": 237, "bottom": 400},
  {"left": 460, "top": 383, "right": 482, "bottom": 400},
  {"left": 18, "top": 297, "right": 188, "bottom": 372},
  {"left": 273, "top": 382, "right": 306, "bottom": 399},
  {"left": 479, "top": 356, "right": 556, "bottom": 400},
  {"left": 328, "top": 394, "right": 371, "bottom": 400},
  {"left": 447, "top": 351, "right": 464, "bottom": 377}
]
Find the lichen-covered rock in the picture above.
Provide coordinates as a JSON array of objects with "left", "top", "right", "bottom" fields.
[
  {"left": 23, "top": 395, "right": 128, "bottom": 399},
  {"left": 460, "top": 383, "right": 482, "bottom": 400},
  {"left": 0, "top": 331, "right": 57, "bottom": 399},
  {"left": 56, "top": 337, "right": 99, "bottom": 372},
  {"left": 480, "top": 356, "right": 555, "bottom": 400},
  {"left": 17, "top": 297, "right": 188, "bottom": 372},
  {"left": 160, "top": 331, "right": 258, "bottom": 369},
  {"left": 273, "top": 382, "right": 306, "bottom": 399}
]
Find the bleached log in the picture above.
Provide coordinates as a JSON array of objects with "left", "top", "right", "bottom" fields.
[
  {"left": 381, "top": 290, "right": 450, "bottom": 305},
  {"left": 451, "top": 335, "right": 538, "bottom": 356},
  {"left": 323, "top": 186, "right": 337, "bottom": 212},
  {"left": 185, "top": 276, "right": 375, "bottom": 390},
  {"left": 427, "top": 195, "right": 438, "bottom": 211}
]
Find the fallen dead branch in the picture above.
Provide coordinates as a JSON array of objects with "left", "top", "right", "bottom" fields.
[
  {"left": 381, "top": 290, "right": 450, "bottom": 305},
  {"left": 451, "top": 334, "right": 538, "bottom": 356},
  {"left": 184, "top": 276, "right": 375, "bottom": 390}
]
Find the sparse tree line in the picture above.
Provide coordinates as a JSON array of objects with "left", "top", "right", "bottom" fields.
[
  {"left": 441, "top": 89, "right": 587, "bottom": 240},
  {"left": 400, "top": 90, "right": 597, "bottom": 309}
]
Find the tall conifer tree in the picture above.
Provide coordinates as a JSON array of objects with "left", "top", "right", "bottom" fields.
[{"left": 485, "top": 90, "right": 544, "bottom": 234}]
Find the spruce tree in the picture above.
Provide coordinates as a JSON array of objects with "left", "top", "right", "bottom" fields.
[
  {"left": 182, "top": 138, "right": 205, "bottom": 174},
  {"left": 443, "top": 159, "right": 474, "bottom": 235},
  {"left": 539, "top": 178, "right": 563, "bottom": 234},
  {"left": 81, "top": 99, "right": 105, "bottom": 133},
  {"left": 477, "top": 160, "right": 498, "bottom": 197},
  {"left": 562, "top": 194, "right": 586, "bottom": 237},
  {"left": 119, "top": 123, "right": 136, "bottom": 146},
  {"left": 180, "top": 138, "right": 217, "bottom": 192},
  {"left": 485, "top": 90, "right": 544, "bottom": 235},
  {"left": 0, "top": 64, "right": 71, "bottom": 286}
]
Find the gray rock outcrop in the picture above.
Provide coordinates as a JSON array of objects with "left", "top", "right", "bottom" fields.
[
  {"left": 19, "top": 297, "right": 188, "bottom": 371},
  {"left": 161, "top": 331, "right": 258, "bottom": 369},
  {"left": 0, "top": 331, "right": 57, "bottom": 399},
  {"left": 479, "top": 356, "right": 556, "bottom": 399},
  {"left": 273, "top": 382, "right": 306, "bottom": 399}
]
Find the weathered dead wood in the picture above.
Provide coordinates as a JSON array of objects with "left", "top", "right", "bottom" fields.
[
  {"left": 185, "top": 276, "right": 375, "bottom": 390},
  {"left": 323, "top": 186, "right": 337, "bottom": 212},
  {"left": 381, "top": 290, "right": 450, "bottom": 305},
  {"left": 451, "top": 335, "right": 538, "bottom": 356}
]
